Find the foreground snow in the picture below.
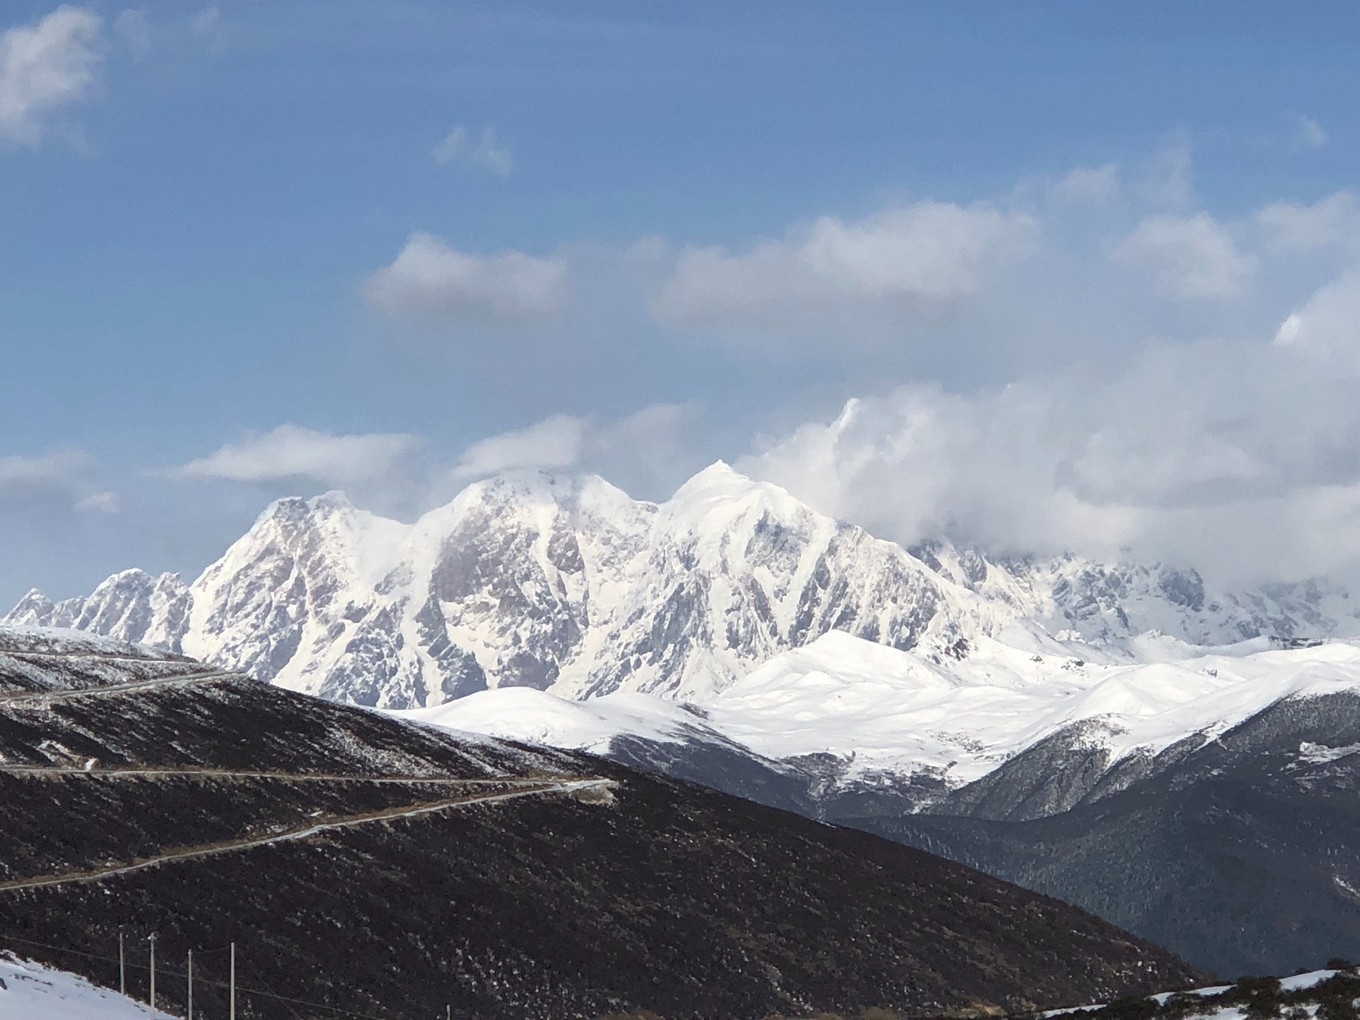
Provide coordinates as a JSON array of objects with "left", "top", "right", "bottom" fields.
[
  {"left": 1051, "top": 970, "right": 1346, "bottom": 1017},
  {"left": 0, "top": 955, "right": 176, "bottom": 1020},
  {"left": 398, "top": 629, "right": 1360, "bottom": 788}
]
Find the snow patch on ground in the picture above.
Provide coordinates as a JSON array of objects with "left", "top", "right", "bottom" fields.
[
  {"left": 1299, "top": 741, "right": 1360, "bottom": 764},
  {"left": 0, "top": 955, "right": 177, "bottom": 1020}
]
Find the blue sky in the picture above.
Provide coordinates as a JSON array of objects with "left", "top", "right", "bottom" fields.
[{"left": 2, "top": 1, "right": 1358, "bottom": 603}]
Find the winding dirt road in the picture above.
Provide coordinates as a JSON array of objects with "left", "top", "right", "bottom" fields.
[{"left": 0, "top": 777, "right": 613, "bottom": 893}]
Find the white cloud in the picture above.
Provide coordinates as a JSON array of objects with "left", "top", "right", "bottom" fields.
[
  {"left": 738, "top": 268, "right": 1360, "bottom": 584},
  {"left": 0, "top": 5, "right": 104, "bottom": 147},
  {"left": 1292, "top": 114, "right": 1328, "bottom": 151},
  {"left": 112, "top": 8, "right": 150, "bottom": 59},
  {"left": 74, "top": 490, "right": 119, "bottom": 513},
  {"left": 190, "top": 5, "right": 224, "bottom": 51},
  {"left": 449, "top": 416, "right": 586, "bottom": 482},
  {"left": 1048, "top": 164, "right": 1119, "bottom": 205},
  {"left": 1270, "top": 270, "right": 1360, "bottom": 364},
  {"left": 364, "top": 232, "right": 568, "bottom": 323},
  {"left": 1255, "top": 192, "right": 1360, "bottom": 253},
  {"left": 0, "top": 449, "right": 112, "bottom": 513},
  {"left": 654, "top": 201, "right": 1038, "bottom": 329},
  {"left": 168, "top": 425, "right": 420, "bottom": 487},
  {"left": 1111, "top": 213, "right": 1256, "bottom": 299},
  {"left": 445, "top": 403, "right": 704, "bottom": 500},
  {"left": 432, "top": 126, "right": 512, "bottom": 177},
  {"left": 1140, "top": 140, "right": 1194, "bottom": 207}
]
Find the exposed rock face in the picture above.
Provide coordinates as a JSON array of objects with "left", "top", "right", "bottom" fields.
[{"left": 8, "top": 463, "right": 1356, "bottom": 709}]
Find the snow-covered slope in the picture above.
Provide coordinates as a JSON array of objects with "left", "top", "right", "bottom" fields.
[
  {"left": 8, "top": 463, "right": 1357, "bottom": 710},
  {"left": 406, "top": 629, "right": 1360, "bottom": 799},
  {"left": 402, "top": 688, "right": 726, "bottom": 756},
  {"left": 0, "top": 956, "right": 176, "bottom": 1020}
]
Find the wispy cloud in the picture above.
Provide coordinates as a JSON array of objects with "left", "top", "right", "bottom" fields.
[
  {"left": 1111, "top": 213, "right": 1256, "bottom": 299},
  {"left": 112, "top": 8, "right": 150, "bottom": 59},
  {"left": 1255, "top": 192, "right": 1359, "bottom": 253},
  {"left": 166, "top": 425, "right": 420, "bottom": 487},
  {"left": 449, "top": 416, "right": 585, "bottom": 482},
  {"left": 364, "top": 232, "right": 568, "bottom": 323},
  {"left": 0, "top": 449, "right": 114, "bottom": 513},
  {"left": 0, "top": 5, "right": 104, "bottom": 147},
  {"left": 1140, "top": 140, "right": 1194, "bottom": 208},
  {"left": 442, "top": 403, "right": 703, "bottom": 501},
  {"left": 1048, "top": 163, "right": 1119, "bottom": 206},
  {"left": 1291, "top": 114, "right": 1328, "bottom": 151},
  {"left": 190, "top": 5, "right": 225, "bottom": 52},
  {"left": 432, "top": 125, "right": 512, "bottom": 177},
  {"left": 653, "top": 200, "right": 1037, "bottom": 330}
]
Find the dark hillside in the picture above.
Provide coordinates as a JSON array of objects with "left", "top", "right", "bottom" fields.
[
  {"left": 0, "top": 630, "right": 1203, "bottom": 1019},
  {"left": 843, "top": 694, "right": 1360, "bottom": 980}
]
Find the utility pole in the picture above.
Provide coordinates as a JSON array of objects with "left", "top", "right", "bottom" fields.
[
  {"left": 147, "top": 933, "right": 157, "bottom": 1015},
  {"left": 118, "top": 930, "right": 125, "bottom": 995},
  {"left": 187, "top": 949, "right": 193, "bottom": 1020},
  {"left": 229, "top": 941, "right": 236, "bottom": 1020}
]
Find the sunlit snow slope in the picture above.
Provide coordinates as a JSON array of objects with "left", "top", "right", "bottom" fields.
[{"left": 407, "top": 630, "right": 1360, "bottom": 793}]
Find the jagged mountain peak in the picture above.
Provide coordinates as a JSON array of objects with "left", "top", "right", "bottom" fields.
[
  {"left": 251, "top": 488, "right": 381, "bottom": 531},
  {"left": 12, "top": 587, "right": 54, "bottom": 612},
  {"left": 9, "top": 461, "right": 1359, "bottom": 709},
  {"left": 417, "top": 469, "right": 650, "bottom": 531}
]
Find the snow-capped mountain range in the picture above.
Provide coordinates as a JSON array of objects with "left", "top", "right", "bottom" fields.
[
  {"left": 8, "top": 461, "right": 1357, "bottom": 716},
  {"left": 10, "top": 465, "right": 1360, "bottom": 978},
  {"left": 407, "top": 627, "right": 1360, "bottom": 799}
]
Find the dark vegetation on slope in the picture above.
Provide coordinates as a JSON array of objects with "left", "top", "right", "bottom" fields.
[
  {"left": 837, "top": 694, "right": 1360, "bottom": 981},
  {"left": 0, "top": 636, "right": 1201, "bottom": 1020},
  {"left": 593, "top": 694, "right": 1360, "bottom": 982}
]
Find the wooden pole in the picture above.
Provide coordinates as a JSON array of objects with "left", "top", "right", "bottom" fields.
[
  {"left": 118, "top": 930, "right": 125, "bottom": 995},
  {"left": 229, "top": 941, "right": 236, "bottom": 1020},
  {"left": 187, "top": 949, "right": 193, "bottom": 1020},
  {"left": 147, "top": 934, "right": 156, "bottom": 1015}
]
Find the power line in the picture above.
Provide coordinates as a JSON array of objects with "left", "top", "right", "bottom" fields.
[{"left": 0, "top": 931, "right": 408, "bottom": 1020}]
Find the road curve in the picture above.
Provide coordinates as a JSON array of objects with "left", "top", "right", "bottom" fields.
[{"left": 0, "top": 779, "right": 615, "bottom": 893}]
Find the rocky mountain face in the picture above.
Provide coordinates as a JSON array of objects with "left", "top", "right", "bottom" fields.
[
  {"left": 8, "top": 463, "right": 1355, "bottom": 711},
  {"left": 0, "top": 625, "right": 1204, "bottom": 1019},
  {"left": 851, "top": 689, "right": 1360, "bottom": 980}
]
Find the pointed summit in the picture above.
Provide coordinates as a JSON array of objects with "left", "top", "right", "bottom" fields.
[
  {"left": 8, "top": 587, "right": 56, "bottom": 621},
  {"left": 668, "top": 460, "right": 757, "bottom": 504},
  {"left": 665, "top": 460, "right": 810, "bottom": 533}
]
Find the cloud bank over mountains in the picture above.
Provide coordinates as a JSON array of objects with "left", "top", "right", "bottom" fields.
[
  {"left": 290, "top": 143, "right": 1360, "bottom": 585},
  {"left": 5, "top": 131, "right": 1358, "bottom": 594}
]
